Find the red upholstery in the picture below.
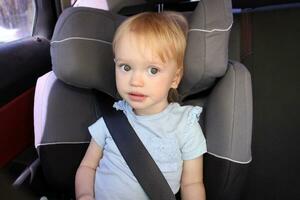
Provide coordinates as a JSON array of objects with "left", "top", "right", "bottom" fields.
[{"left": 0, "top": 87, "right": 35, "bottom": 167}]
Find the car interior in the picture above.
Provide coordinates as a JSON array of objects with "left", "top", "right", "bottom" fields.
[{"left": 0, "top": 0, "right": 299, "bottom": 199}]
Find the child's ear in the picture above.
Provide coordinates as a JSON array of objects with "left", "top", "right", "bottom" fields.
[{"left": 171, "top": 67, "right": 182, "bottom": 89}]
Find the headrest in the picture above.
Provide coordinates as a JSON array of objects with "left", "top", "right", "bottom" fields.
[
  {"left": 179, "top": 0, "right": 233, "bottom": 97},
  {"left": 51, "top": 7, "right": 124, "bottom": 97},
  {"left": 51, "top": 0, "right": 232, "bottom": 98}
]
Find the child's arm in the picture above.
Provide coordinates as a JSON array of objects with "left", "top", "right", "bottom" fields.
[
  {"left": 180, "top": 156, "right": 205, "bottom": 200},
  {"left": 75, "top": 139, "right": 103, "bottom": 200}
]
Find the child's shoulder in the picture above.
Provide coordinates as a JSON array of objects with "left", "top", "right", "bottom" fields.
[
  {"left": 169, "top": 103, "right": 203, "bottom": 124},
  {"left": 170, "top": 102, "right": 202, "bottom": 114}
]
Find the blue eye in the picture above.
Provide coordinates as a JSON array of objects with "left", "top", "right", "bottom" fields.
[
  {"left": 119, "top": 64, "right": 131, "bottom": 72},
  {"left": 148, "top": 66, "right": 159, "bottom": 75}
]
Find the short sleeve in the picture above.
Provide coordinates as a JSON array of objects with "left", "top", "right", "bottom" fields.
[
  {"left": 88, "top": 117, "right": 108, "bottom": 148},
  {"left": 181, "top": 107, "right": 207, "bottom": 160}
]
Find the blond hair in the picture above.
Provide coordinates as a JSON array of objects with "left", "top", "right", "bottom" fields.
[{"left": 113, "top": 11, "right": 188, "bottom": 72}]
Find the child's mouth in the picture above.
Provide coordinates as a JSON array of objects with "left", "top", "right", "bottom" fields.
[{"left": 128, "top": 93, "right": 146, "bottom": 102}]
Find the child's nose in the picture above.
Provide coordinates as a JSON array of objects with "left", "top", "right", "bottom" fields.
[{"left": 130, "top": 71, "right": 144, "bottom": 87}]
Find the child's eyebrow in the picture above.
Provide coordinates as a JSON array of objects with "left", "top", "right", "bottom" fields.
[
  {"left": 114, "top": 58, "right": 129, "bottom": 63},
  {"left": 114, "top": 57, "right": 165, "bottom": 67}
]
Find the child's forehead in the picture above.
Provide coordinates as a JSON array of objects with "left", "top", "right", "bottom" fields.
[
  {"left": 116, "top": 32, "right": 174, "bottom": 64},
  {"left": 119, "top": 32, "right": 148, "bottom": 48},
  {"left": 115, "top": 56, "right": 164, "bottom": 66}
]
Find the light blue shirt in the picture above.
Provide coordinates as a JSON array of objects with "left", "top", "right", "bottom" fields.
[{"left": 88, "top": 100, "right": 207, "bottom": 200}]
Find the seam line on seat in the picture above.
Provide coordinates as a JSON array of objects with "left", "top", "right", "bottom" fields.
[
  {"left": 51, "top": 37, "right": 112, "bottom": 45},
  {"left": 207, "top": 151, "right": 252, "bottom": 164},
  {"left": 189, "top": 23, "right": 232, "bottom": 33},
  {"left": 36, "top": 141, "right": 90, "bottom": 147}
]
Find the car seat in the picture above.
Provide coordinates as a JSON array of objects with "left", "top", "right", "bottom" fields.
[{"left": 31, "top": 0, "right": 252, "bottom": 199}]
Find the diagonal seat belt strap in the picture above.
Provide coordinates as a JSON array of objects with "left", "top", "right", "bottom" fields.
[{"left": 98, "top": 94, "right": 176, "bottom": 200}]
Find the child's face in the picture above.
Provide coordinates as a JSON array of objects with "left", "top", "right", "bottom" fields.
[{"left": 115, "top": 33, "right": 181, "bottom": 116}]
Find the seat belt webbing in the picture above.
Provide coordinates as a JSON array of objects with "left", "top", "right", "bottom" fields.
[{"left": 98, "top": 94, "right": 176, "bottom": 200}]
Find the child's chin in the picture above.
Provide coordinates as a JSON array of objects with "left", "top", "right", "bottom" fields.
[{"left": 129, "top": 102, "right": 146, "bottom": 110}]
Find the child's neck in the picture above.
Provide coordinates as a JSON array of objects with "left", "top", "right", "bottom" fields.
[{"left": 132, "top": 103, "right": 169, "bottom": 116}]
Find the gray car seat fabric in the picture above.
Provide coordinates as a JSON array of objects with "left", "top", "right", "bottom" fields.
[
  {"left": 180, "top": 0, "right": 233, "bottom": 96},
  {"left": 34, "top": 0, "right": 252, "bottom": 199},
  {"left": 34, "top": 71, "right": 98, "bottom": 195},
  {"left": 51, "top": 7, "right": 125, "bottom": 97},
  {"left": 205, "top": 61, "right": 252, "bottom": 164}
]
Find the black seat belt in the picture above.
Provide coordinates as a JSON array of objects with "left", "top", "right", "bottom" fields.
[{"left": 97, "top": 93, "right": 176, "bottom": 200}]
